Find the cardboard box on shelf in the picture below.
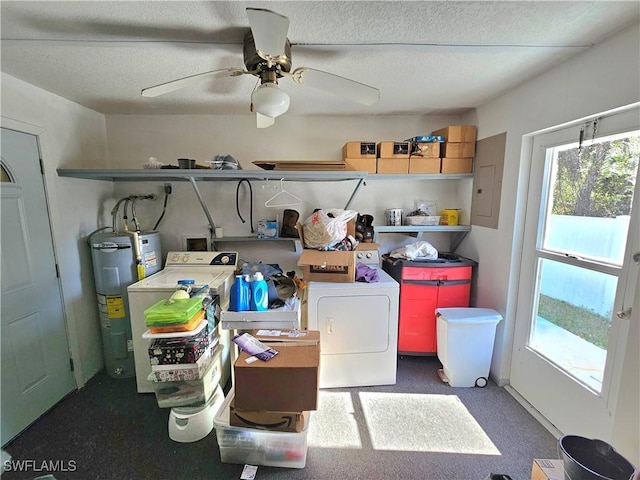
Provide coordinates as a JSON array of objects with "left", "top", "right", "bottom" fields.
[
  {"left": 531, "top": 459, "right": 564, "bottom": 480},
  {"left": 377, "top": 141, "right": 411, "bottom": 158},
  {"left": 253, "top": 160, "right": 346, "bottom": 171},
  {"left": 343, "top": 141, "right": 377, "bottom": 158},
  {"left": 377, "top": 157, "right": 410, "bottom": 174},
  {"left": 441, "top": 142, "right": 476, "bottom": 158},
  {"left": 298, "top": 249, "right": 355, "bottom": 283},
  {"left": 409, "top": 157, "right": 441, "bottom": 174},
  {"left": 233, "top": 341, "right": 320, "bottom": 412},
  {"left": 345, "top": 157, "right": 377, "bottom": 173},
  {"left": 441, "top": 157, "right": 473, "bottom": 174},
  {"left": 296, "top": 220, "right": 379, "bottom": 283},
  {"left": 432, "top": 125, "right": 477, "bottom": 143},
  {"left": 411, "top": 142, "right": 441, "bottom": 158}
]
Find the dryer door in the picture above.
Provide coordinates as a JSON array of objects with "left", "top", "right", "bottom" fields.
[{"left": 315, "top": 293, "right": 391, "bottom": 354}]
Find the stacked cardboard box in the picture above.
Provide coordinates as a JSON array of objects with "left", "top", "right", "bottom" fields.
[
  {"left": 377, "top": 141, "right": 410, "bottom": 174},
  {"left": 212, "top": 330, "right": 320, "bottom": 468},
  {"left": 432, "top": 125, "right": 477, "bottom": 173},
  {"left": 232, "top": 330, "right": 320, "bottom": 417},
  {"left": 343, "top": 141, "right": 377, "bottom": 173},
  {"left": 408, "top": 139, "right": 442, "bottom": 174}
]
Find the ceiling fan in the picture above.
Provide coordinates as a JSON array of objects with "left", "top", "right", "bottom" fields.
[{"left": 141, "top": 7, "right": 380, "bottom": 128}]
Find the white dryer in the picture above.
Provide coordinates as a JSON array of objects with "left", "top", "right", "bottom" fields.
[
  {"left": 127, "top": 251, "right": 237, "bottom": 393},
  {"left": 305, "top": 250, "right": 399, "bottom": 388}
]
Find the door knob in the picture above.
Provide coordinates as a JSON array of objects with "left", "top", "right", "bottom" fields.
[
  {"left": 633, "top": 251, "right": 640, "bottom": 264},
  {"left": 616, "top": 308, "right": 632, "bottom": 319}
]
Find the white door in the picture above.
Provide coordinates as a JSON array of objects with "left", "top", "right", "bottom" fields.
[
  {"left": 511, "top": 108, "right": 640, "bottom": 439},
  {"left": 1, "top": 127, "right": 75, "bottom": 445}
]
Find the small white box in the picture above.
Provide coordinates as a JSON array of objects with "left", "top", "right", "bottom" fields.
[
  {"left": 213, "top": 389, "right": 309, "bottom": 468},
  {"left": 257, "top": 219, "right": 278, "bottom": 239},
  {"left": 405, "top": 215, "right": 441, "bottom": 226}
]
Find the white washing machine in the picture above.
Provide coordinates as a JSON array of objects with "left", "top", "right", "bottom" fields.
[
  {"left": 127, "top": 251, "right": 237, "bottom": 393},
  {"left": 306, "top": 250, "right": 399, "bottom": 388}
]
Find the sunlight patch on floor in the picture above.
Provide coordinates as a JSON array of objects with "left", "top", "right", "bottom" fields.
[
  {"left": 359, "top": 392, "right": 501, "bottom": 454},
  {"left": 307, "top": 391, "right": 362, "bottom": 448}
]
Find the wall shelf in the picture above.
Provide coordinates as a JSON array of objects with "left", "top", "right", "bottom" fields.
[
  {"left": 374, "top": 225, "right": 471, "bottom": 251},
  {"left": 57, "top": 168, "right": 473, "bottom": 251},
  {"left": 213, "top": 236, "right": 302, "bottom": 253},
  {"left": 56, "top": 168, "right": 472, "bottom": 183},
  {"left": 56, "top": 168, "right": 369, "bottom": 182}
]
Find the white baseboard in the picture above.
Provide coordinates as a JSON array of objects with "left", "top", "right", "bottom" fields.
[{"left": 504, "top": 384, "right": 564, "bottom": 440}]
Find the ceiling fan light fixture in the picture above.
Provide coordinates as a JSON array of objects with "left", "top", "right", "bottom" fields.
[{"left": 252, "top": 83, "right": 290, "bottom": 118}]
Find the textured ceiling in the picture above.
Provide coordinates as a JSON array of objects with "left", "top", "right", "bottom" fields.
[{"left": 1, "top": 1, "right": 638, "bottom": 117}]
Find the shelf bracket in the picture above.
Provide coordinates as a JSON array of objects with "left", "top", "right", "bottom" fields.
[
  {"left": 450, "top": 231, "right": 469, "bottom": 253},
  {"left": 343, "top": 178, "right": 366, "bottom": 210},
  {"left": 188, "top": 177, "right": 216, "bottom": 232}
]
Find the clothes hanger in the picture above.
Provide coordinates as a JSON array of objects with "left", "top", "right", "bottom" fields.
[{"left": 264, "top": 178, "right": 303, "bottom": 207}]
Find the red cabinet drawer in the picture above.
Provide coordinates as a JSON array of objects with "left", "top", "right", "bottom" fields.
[{"left": 401, "top": 265, "right": 472, "bottom": 281}]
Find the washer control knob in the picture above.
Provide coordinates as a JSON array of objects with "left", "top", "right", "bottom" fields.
[
  {"left": 181, "top": 254, "right": 189, "bottom": 263},
  {"left": 220, "top": 255, "right": 230, "bottom": 265}
]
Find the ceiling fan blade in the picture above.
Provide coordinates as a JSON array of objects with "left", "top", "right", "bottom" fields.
[
  {"left": 256, "top": 113, "right": 275, "bottom": 129},
  {"left": 246, "top": 8, "right": 289, "bottom": 58},
  {"left": 141, "top": 68, "right": 246, "bottom": 97},
  {"left": 290, "top": 67, "right": 380, "bottom": 106}
]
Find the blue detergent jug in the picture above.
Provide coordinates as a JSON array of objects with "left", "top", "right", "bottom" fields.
[
  {"left": 229, "top": 275, "right": 251, "bottom": 311},
  {"left": 250, "top": 272, "right": 269, "bottom": 311}
]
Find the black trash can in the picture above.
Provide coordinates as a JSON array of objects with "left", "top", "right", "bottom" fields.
[{"left": 559, "top": 435, "right": 635, "bottom": 480}]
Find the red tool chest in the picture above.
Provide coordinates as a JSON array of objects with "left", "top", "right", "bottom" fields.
[{"left": 382, "top": 253, "right": 476, "bottom": 354}]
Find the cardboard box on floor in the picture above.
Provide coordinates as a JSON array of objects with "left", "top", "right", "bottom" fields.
[
  {"left": 233, "top": 330, "right": 321, "bottom": 412},
  {"left": 229, "top": 399, "right": 310, "bottom": 432},
  {"left": 531, "top": 459, "right": 564, "bottom": 480}
]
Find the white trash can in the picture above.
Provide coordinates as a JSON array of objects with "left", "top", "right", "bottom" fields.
[{"left": 436, "top": 307, "right": 502, "bottom": 387}]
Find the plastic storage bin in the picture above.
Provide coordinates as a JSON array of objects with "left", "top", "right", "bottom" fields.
[
  {"left": 213, "top": 389, "right": 309, "bottom": 469},
  {"left": 148, "top": 353, "right": 221, "bottom": 408},
  {"left": 435, "top": 307, "right": 502, "bottom": 387}
]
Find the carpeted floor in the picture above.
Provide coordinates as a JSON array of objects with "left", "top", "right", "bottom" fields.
[{"left": 2, "top": 356, "right": 559, "bottom": 480}]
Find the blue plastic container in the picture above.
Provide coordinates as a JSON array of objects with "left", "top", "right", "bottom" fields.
[
  {"left": 229, "top": 275, "right": 251, "bottom": 312},
  {"left": 250, "top": 272, "right": 269, "bottom": 311}
]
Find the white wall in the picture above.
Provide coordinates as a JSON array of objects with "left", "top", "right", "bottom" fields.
[
  {"left": 105, "top": 114, "right": 471, "bottom": 271},
  {"left": 461, "top": 23, "right": 639, "bottom": 459},
  {"left": 1, "top": 73, "right": 112, "bottom": 387}
]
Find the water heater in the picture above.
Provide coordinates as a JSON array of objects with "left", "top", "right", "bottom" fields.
[{"left": 90, "top": 231, "right": 162, "bottom": 378}]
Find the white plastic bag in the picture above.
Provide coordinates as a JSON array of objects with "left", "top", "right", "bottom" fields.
[
  {"left": 302, "top": 209, "right": 358, "bottom": 249},
  {"left": 389, "top": 241, "right": 438, "bottom": 260}
]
